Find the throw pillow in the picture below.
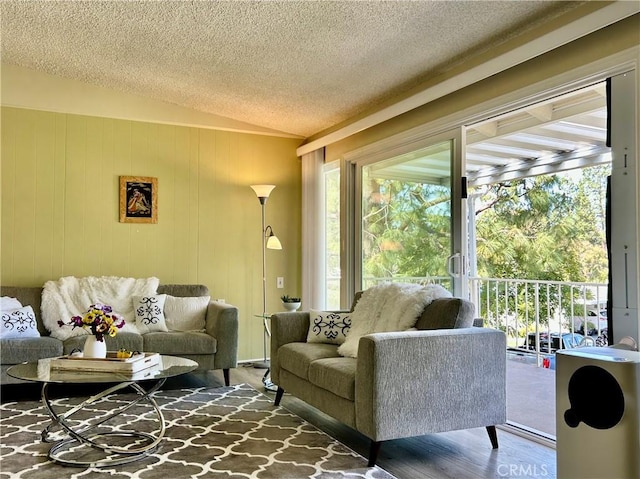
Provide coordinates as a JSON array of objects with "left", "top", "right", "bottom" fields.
[
  {"left": 164, "top": 295, "right": 210, "bottom": 331},
  {"left": 307, "top": 310, "right": 351, "bottom": 345},
  {"left": 1, "top": 296, "right": 23, "bottom": 312},
  {"left": 1, "top": 305, "right": 40, "bottom": 339},
  {"left": 337, "top": 282, "right": 452, "bottom": 358},
  {"left": 133, "top": 295, "right": 168, "bottom": 334}
]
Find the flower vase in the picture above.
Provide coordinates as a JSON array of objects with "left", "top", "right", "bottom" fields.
[{"left": 83, "top": 335, "right": 107, "bottom": 358}]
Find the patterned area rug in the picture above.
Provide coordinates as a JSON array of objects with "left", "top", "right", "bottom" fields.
[{"left": 0, "top": 383, "right": 395, "bottom": 478}]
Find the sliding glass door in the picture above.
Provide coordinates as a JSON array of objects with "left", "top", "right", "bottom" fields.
[{"left": 353, "top": 129, "right": 467, "bottom": 296}]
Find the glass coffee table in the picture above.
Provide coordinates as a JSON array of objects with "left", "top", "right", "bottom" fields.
[{"left": 7, "top": 355, "right": 197, "bottom": 467}]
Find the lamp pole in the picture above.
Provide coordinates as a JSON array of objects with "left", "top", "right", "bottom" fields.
[
  {"left": 259, "top": 197, "right": 269, "bottom": 368},
  {"left": 250, "top": 185, "right": 278, "bottom": 370}
]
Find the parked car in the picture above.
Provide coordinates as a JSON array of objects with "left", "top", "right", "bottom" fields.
[
  {"left": 525, "top": 332, "right": 585, "bottom": 352},
  {"left": 544, "top": 332, "right": 585, "bottom": 351},
  {"left": 525, "top": 332, "right": 549, "bottom": 351},
  {"left": 575, "top": 309, "right": 608, "bottom": 336}
]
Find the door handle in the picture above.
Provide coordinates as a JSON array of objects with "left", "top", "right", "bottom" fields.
[{"left": 447, "top": 253, "right": 461, "bottom": 278}]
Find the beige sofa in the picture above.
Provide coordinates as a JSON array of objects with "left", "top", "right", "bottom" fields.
[
  {"left": 1, "top": 284, "right": 238, "bottom": 386},
  {"left": 270, "top": 296, "right": 507, "bottom": 466}
]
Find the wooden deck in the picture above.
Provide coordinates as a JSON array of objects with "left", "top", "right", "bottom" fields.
[{"left": 507, "top": 351, "right": 557, "bottom": 437}]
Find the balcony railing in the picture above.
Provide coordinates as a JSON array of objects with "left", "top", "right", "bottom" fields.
[
  {"left": 472, "top": 276, "right": 608, "bottom": 364},
  {"left": 363, "top": 276, "right": 452, "bottom": 290}
]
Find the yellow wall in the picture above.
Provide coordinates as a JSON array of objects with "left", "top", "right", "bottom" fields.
[{"left": 1, "top": 107, "right": 302, "bottom": 362}]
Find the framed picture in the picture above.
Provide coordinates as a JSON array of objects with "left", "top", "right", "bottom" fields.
[{"left": 119, "top": 176, "right": 158, "bottom": 223}]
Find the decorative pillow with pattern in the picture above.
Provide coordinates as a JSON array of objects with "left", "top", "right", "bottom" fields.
[
  {"left": 1, "top": 305, "right": 40, "bottom": 339},
  {"left": 133, "top": 295, "right": 168, "bottom": 334},
  {"left": 307, "top": 309, "right": 351, "bottom": 345},
  {"left": 164, "top": 295, "right": 210, "bottom": 331}
]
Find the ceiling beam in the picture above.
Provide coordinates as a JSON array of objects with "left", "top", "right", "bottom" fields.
[
  {"left": 467, "top": 96, "right": 606, "bottom": 145},
  {"left": 468, "top": 146, "right": 611, "bottom": 186},
  {"left": 528, "top": 104, "right": 554, "bottom": 122}
]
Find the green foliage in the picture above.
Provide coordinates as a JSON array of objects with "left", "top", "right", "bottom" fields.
[
  {"left": 280, "top": 295, "right": 300, "bottom": 303},
  {"left": 362, "top": 176, "right": 451, "bottom": 281},
  {"left": 360, "top": 164, "right": 610, "bottom": 324},
  {"left": 474, "top": 170, "right": 608, "bottom": 284},
  {"left": 473, "top": 167, "right": 609, "bottom": 323}
]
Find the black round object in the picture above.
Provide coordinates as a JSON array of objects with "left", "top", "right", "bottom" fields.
[{"left": 564, "top": 365, "right": 624, "bottom": 430}]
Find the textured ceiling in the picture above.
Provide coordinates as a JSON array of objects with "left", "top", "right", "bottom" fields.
[{"left": 1, "top": 1, "right": 586, "bottom": 138}]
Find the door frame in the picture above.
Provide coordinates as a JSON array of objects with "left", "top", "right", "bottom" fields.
[
  {"left": 609, "top": 69, "right": 639, "bottom": 343},
  {"left": 343, "top": 127, "right": 468, "bottom": 299}
]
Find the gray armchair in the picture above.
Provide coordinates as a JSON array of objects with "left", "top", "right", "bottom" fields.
[{"left": 270, "top": 297, "right": 507, "bottom": 466}]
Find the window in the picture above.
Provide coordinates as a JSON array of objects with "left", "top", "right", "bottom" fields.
[
  {"left": 324, "top": 164, "right": 341, "bottom": 309},
  {"left": 360, "top": 141, "right": 454, "bottom": 291}
]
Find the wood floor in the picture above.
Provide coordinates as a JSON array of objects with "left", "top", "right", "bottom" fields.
[
  {"left": 236, "top": 365, "right": 557, "bottom": 479},
  {"left": 1, "top": 363, "right": 558, "bottom": 479}
]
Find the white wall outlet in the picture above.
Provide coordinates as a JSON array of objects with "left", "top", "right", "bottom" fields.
[{"left": 277, "top": 277, "right": 284, "bottom": 289}]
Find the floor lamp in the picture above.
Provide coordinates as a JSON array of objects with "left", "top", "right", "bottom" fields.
[{"left": 250, "top": 185, "right": 282, "bottom": 372}]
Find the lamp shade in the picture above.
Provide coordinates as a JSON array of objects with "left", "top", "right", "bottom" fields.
[
  {"left": 250, "top": 184, "right": 276, "bottom": 199},
  {"left": 266, "top": 234, "right": 282, "bottom": 250},
  {"left": 265, "top": 225, "right": 282, "bottom": 250}
]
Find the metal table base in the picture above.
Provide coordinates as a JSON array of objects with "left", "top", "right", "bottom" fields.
[{"left": 40, "top": 378, "right": 166, "bottom": 467}]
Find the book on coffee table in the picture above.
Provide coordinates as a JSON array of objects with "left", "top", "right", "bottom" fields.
[{"left": 50, "top": 352, "right": 161, "bottom": 374}]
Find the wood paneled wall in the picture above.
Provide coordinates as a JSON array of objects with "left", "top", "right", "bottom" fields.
[{"left": 1, "top": 107, "right": 302, "bottom": 361}]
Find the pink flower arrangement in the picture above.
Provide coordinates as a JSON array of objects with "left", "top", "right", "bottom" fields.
[{"left": 58, "top": 303, "right": 125, "bottom": 342}]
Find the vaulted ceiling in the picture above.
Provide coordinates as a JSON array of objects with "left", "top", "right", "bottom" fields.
[{"left": 1, "top": 0, "right": 591, "bottom": 139}]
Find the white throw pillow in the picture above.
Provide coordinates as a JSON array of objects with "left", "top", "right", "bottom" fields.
[
  {"left": 307, "top": 310, "right": 351, "bottom": 345},
  {"left": 1, "top": 305, "right": 40, "bottom": 339},
  {"left": 1, "top": 296, "right": 23, "bottom": 312},
  {"left": 133, "top": 295, "right": 168, "bottom": 334},
  {"left": 164, "top": 295, "right": 210, "bottom": 331}
]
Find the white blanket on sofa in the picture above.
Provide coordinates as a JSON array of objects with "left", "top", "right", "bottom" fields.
[
  {"left": 42, "top": 276, "right": 159, "bottom": 340},
  {"left": 337, "top": 282, "right": 451, "bottom": 358}
]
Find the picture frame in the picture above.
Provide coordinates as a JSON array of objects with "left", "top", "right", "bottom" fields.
[{"left": 119, "top": 176, "right": 158, "bottom": 224}]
